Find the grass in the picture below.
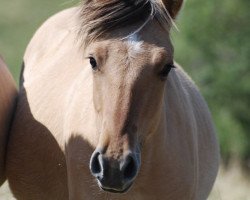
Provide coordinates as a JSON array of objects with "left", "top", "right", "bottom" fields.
[
  {"left": 210, "top": 164, "right": 250, "bottom": 200},
  {"left": 0, "top": 183, "right": 15, "bottom": 200}
]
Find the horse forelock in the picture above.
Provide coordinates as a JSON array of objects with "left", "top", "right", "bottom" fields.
[{"left": 79, "top": 0, "right": 175, "bottom": 48}]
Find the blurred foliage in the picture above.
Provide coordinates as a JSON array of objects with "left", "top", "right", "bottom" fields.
[
  {"left": 172, "top": 0, "right": 250, "bottom": 167},
  {"left": 0, "top": 0, "right": 249, "bottom": 167}
]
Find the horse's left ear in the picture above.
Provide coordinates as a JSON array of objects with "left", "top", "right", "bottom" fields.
[{"left": 161, "top": 0, "right": 183, "bottom": 19}]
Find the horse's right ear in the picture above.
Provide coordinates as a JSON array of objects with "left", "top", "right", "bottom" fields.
[{"left": 161, "top": 0, "right": 184, "bottom": 19}]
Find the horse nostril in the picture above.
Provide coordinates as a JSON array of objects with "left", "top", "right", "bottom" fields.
[
  {"left": 90, "top": 150, "right": 139, "bottom": 192},
  {"left": 123, "top": 155, "right": 137, "bottom": 181},
  {"left": 90, "top": 151, "right": 102, "bottom": 175}
]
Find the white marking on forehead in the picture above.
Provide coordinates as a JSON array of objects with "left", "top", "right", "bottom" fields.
[{"left": 126, "top": 34, "right": 144, "bottom": 58}]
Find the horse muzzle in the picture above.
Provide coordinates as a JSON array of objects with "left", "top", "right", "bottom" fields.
[{"left": 89, "top": 149, "right": 140, "bottom": 193}]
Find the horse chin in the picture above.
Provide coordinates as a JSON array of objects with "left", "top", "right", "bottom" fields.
[{"left": 98, "top": 182, "right": 133, "bottom": 194}]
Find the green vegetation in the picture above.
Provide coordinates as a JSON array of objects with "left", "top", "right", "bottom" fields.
[
  {"left": 172, "top": 0, "right": 250, "bottom": 166},
  {"left": 0, "top": 0, "right": 249, "bottom": 167}
]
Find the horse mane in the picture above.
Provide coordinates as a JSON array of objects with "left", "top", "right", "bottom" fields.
[{"left": 79, "top": 0, "right": 173, "bottom": 47}]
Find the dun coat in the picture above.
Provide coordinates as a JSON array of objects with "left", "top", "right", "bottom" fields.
[{"left": 5, "top": 0, "right": 219, "bottom": 199}]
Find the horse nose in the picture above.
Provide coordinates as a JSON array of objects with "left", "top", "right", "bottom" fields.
[
  {"left": 90, "top": 150, "right": 139, "bottom": 193},
  {"left": 121, "top": 154, "right": 138, "bottom": 181},
  {"left": 89, "top": 151, "right": 103, "bottom": 179}
]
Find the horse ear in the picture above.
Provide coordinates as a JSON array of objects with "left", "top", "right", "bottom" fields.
[{"left": 161, "top": 0, "right": 183, "bottom": 19}]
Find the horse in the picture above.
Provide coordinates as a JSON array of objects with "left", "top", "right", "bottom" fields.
[
  {"left": 6, "top": 0, "right": 220, "bottom": 199},
  {"left": 0, "top": 56, "right": 17, "bottom": 186}
]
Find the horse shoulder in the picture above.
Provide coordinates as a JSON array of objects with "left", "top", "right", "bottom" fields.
[
  {"left": 21, "top": 6, "right": 84, "bottom": 143},
  {"left": 4, "top": 9, "right": 81, "bottom": 199},
  {"left": 24, "top": 7, "right": 81, "bottom": 69},
  {"left": 0, "top": 56, "right": 17, "bottom": 185},
  {"left": 182, "top": 71, "right": 220, "bottom": 199},
  {"left": 168, "top": 63, "right": 219, "bottom": 199}
]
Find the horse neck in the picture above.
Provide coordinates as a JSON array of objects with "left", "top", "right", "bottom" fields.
[
  {"left": 141, "top": 67, "right": 199, "bottom": 173},
  {"left": 141, "top": 103, "right": 167, "bottom": 164}
]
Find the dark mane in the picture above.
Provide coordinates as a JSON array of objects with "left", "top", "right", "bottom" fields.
[{"left": 79, "top": 0, "right": 172, "bottom": 47}]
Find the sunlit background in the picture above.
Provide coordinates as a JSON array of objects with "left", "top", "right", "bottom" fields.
[{"left": 0, "top": 0, "right": 249, "bottom": 199}]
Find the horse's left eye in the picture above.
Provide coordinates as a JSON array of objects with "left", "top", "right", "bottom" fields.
[
  {"left": 89, "top": 57, "right": 98, "bottom": 70},
  {"left": 159, "top": 63, "right": 175, "bottom": 78}
]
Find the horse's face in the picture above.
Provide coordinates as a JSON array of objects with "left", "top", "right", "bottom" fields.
[
  {"left": 87, "top": 26, "right": 174, "bottom": 193},
  {"left": 83, "top": 0, "right": 183, "bottom": 193}
]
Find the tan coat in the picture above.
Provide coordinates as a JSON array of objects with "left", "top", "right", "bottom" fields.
[
  {"left": 0, "top": 56, "right": 17, "bottom": 185},
  {"left": 6, "top": 2, "right": 219, "bottom": 200}
]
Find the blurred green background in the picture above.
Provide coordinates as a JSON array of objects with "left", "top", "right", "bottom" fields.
[
  {"left": 0, "top": 0, "right": 250, "bottom": 170},
  {"left": 173, "top": 0, "right": 250, "bottom": 169}
]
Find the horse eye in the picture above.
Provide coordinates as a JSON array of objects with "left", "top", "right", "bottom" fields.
[
  {"left": 89, "top": 57, "right": 97, "bottom": 70},
  {"left": 159, "top": 64, "right": 175, "bottom": 78}
]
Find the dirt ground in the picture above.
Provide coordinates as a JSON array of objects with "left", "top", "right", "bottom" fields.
[
  {"left": 0, "top": 182, "right": 15, "bottom": 200},
  {"left": 209, "top": 164, "right": 250, "bottom": 200},
  {"left": 1, "top": 165, "right": 250, "bottom": 200}
]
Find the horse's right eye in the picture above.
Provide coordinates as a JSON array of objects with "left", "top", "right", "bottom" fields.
[
  {"left": 159, "top": 63, "right": 175, "bottom": 78},
  {"left": 89, "top": 57, "right": 97, "bottom": 70}
]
